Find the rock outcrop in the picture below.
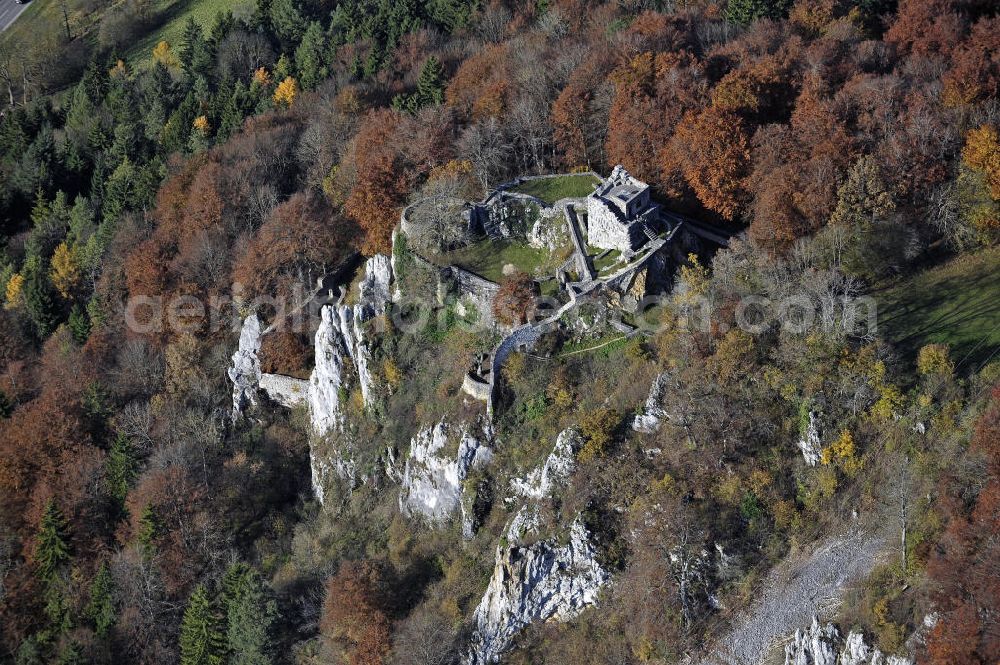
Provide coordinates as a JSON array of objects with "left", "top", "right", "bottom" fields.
[
  {"left": 797, "top": 411, "right": 823, "bottom": 466},
  {"left": 509, "top": 428, "right": 580, "bottom": 499},
  {"left": 465, "top": 511, "right": 609, "bottom": 665},
  {"left": 308, "top": 304, "right": 350, "bottom": 437},
  {"left": 399, "top": 420, "right": 494, "bottom": 525},
  {"left": 309, "top": 255, "right": 394, "bottom": 437},
  {"left": 352, "top": 254, "right": 393, "bottom": 405},
  {"left": 308, "top": 255, "right": 394, "bottom": 501},
  {"left": 633, "top": 372, "right": 670, "bottom": 433},
  {"left": 229, "top": 313, "right": 311, "bottom": 414},
  {"left": 228, "top": 313, "right": 263, "bottom": 418},
  {"left": 465, "top": 427, "right": 609, "bottom": 665},
  {"left": 784, "top": 617, "right": 914, "bottom": 665},
  {"left": 528, "top": 210, "right": 567, "bottom": 252}
]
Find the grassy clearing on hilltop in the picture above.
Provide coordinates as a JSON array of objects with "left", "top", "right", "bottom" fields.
[
  {"left": 509, "top": 174, "right": 601, "bottom": 205},
  {"left": 876, "top": 247, "right": 1000, "bottom": 372},
  {"left": 439, "top": 239, "right": 563, "bottom": 282}
]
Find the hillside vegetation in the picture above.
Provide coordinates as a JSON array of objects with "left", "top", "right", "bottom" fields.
[
  {"left": 878, "top": 248, "right": 1000, "bottom": 369},
  {"left": 0, "top": 0, "right": 997, "bottom": 663}
]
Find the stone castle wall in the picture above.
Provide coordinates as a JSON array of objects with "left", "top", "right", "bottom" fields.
[{"left": 586, "top": 199, "right": 632, "bottom": 252}]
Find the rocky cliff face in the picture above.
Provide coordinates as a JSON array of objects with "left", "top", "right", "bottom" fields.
[
  {"left": 229, "top": 313, "right": 263, "bottom": 418},
  {"left": 308, "top": 304, "right": 350, "bottom": 437},
  {"left": 309, "top": 255, "right": 394, "bottom": 437},
  {"left": 307, "top": 255, "right": 394, "bottom": 501},
  {"left": 465, "top": 511, "right": 609, "bottom": 665},
  {"left": 632, "top": 372, "right": 670, "bottom": 433},
  {"left": 227, "top": 255, "right": 396, "bottom": 504},
  {"left": 784, "top": 617, "right": 914, "bottom": 665},
  {"left": 465, "top": 428, "right": 609, "bottom": 665},
  {"left": 399, "top": 419, "right": 494, "bottom": 526},
  {"left": 509, "top": 428, "right": 580, "bottom": 499}
]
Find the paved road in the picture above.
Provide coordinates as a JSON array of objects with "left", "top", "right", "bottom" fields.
[{"left": 0, "top": 0, "right": 29, "bottom": 33}]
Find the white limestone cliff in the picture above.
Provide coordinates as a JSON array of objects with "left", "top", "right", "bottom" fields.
[
  {"left": 228, "top": 313, "right": 263, "bottom": 418},
  {"left": 352, "top": 254, "right": 393, "bottom": 406},
  {"left": 465, "top": 513, "right": 609, "bottom": 665},
  {"left": 399, "top": 420, "right": 494, "bottom": 524},
  {"left": 633, "top": 372, "right": 670, "bottom": 433},
  {"left": 308, "top": 304, "right": 350, "bottom": 437},
  {"left": 509, "top": 428, "right": 580, "bottom": 499},
  {"left": 309, "top": 255, "right": 393, "bottom": 438},
  {"left": 465, "top": 427, "right": 609, "bottom": 665},
  {"left": 784, "top": 617, "right": 914, "bottom": 665},
  {"left": 307, "top": 255, "right": 394, "bottom": 502}
]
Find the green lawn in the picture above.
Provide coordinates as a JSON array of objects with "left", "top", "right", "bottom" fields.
[
  {"left": 437, "top": 240, "right": 552, "bottom": 283},
  {"left": 510, "top": 174, "right": 601, "bottom": 205},
  {"left": 593, "top": 249, "right": 622, "bottom": 273},
  {"left": 876, "top": 248, "right": 1000, "bottom": 372},
  {"left": 124, "top": 0, "right": 237, "bottom": 66},
  {"left": 0, "top": 0, "right": 233, "bottom": 71},
  {"left": 1, "top": 0, "right": 84, "bottom": 52}
]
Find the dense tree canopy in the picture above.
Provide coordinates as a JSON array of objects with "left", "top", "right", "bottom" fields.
[{"left": 0, "top": 0, "right": 997, "bottom": 661}]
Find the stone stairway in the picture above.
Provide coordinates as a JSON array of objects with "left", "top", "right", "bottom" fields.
[{"left": 563, "top": 205, "right": 596, "bottom": 282}]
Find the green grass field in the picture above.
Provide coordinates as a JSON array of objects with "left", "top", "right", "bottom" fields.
[
  {"left": 0, "top": 0, "right": 234, "bottom": 69},
  {"left": 438, "top": 240, "right": 552, "bottom": 283},
  {"left": 125, "top": 0, "right": 238, "bottom": 66},
  {"left": 0, "top": 0, "right": 78, "bottom": 52},
  {"left": 510, "top": 174, "right": 600, "bottom": 205},
  {"left": 876, "top": 247, "right": 1000, "bottom": 373},
  {"left": 592, "top": 249, "right": 621, "bottom": 274}
]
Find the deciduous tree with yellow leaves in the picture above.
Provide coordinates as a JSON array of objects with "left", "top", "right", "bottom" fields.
[
  {"left": 152, "top": 40, "right": 179, "bottom": 69},
  {"left": 273, "top": 76, "right": 298, "bottom": 107},
  {"left": 4, "top": 272, "right": 23, "bottom": 309},
  {"left": 50, "top": 243, "right": 80, "bottom": 300}
]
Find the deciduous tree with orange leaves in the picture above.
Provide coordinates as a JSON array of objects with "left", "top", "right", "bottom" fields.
[
  {"left": 924, "top": 384, "right": 1000, "bottom": 665},
  {"left": 321, "top": 561, "right": 392, "bottom": 665},
  {"left": 668, "top": 108, "right": 751, "bottom": 222},
  {"left": 344, "top": 109, "right": 417, "bottom": 254}
]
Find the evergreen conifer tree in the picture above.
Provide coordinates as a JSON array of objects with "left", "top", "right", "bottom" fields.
[
  {"left": 86, "top": 562, "right": 116, "bottom": 637},
  {"left": 180, "top": 585, "right": 226, "bottom": 665},
  {"left": 416, "top": 55, "right": 445, "bottom": 107},
  {"left": 180, "top": 18, "right": 213, "bottom": 80},
  {"left": 35, "top": 499, "right": 70, "bottom": 583},
  {"left": 68, "top": 304, "right": 90, "bottom": 344},
  {"left": 106, "top": 433, "right": 137, "bottom": 508},
  {"left": 137, "top": 504, "right": 160, "bottom": 559},
  {"left": 221, "top": 563, "right": 278, "bottom": 665},
  {"left": 21, "top": 258, "right": 58, "bottom": 339},
  {"left": 295, "top": 22, "right": 328, "bottom": 90}
]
